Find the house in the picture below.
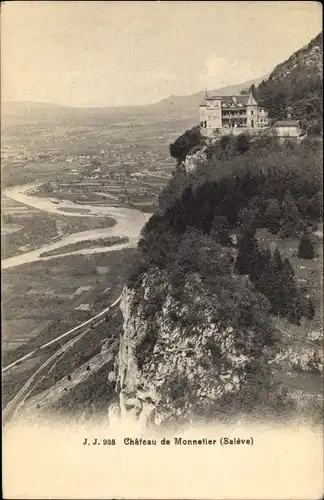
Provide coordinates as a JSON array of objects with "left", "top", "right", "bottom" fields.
[
  {"left": 273, "top": 119, "right": 301, "bottom": 138},
  {"left": 273, "top": 110, "right": 302, "bottom": 140},
  {"left": 199, "top": 90, "right": 270, "bottom": 137}
]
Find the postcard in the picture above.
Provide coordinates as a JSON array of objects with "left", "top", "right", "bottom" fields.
[{"left": 2, "top": 1, "right": 323, "bottom": 498}]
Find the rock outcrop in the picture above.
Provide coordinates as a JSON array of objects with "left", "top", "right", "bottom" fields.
[
  {"left": 269, "top": 344, "right": 323, "bottom": 373},
  {"left": 183, "top": 147, "right": 207, "bottom": 173},
  {"left": 112, "top": 268, "right": 272, "bottom": 427}
]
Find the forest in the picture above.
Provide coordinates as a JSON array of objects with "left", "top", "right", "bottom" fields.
[{"left": 128, "top": 131, "right": 322, "bottom": 329}]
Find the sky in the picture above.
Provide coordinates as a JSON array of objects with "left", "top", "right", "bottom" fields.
[{"left": 1, "top": 1, "right": 322, "bottom": 107}]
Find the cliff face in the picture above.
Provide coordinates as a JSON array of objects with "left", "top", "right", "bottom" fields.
[
  {"left": 269, "top": 32, "right": 322, "bottom": 82},
  {"left": 254, "top": 32, "right": 322, "bottom": 132},
  {"left": 113, "top": 268, "right": 270, "bottom": 427},
  {"left": 184, "top": 147, "right": 207, "bottom": 172},
  {"left": 111, "top": 254, "right": 323, "bottom": 426}
]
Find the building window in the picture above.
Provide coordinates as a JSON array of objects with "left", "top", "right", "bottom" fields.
[
  {"left": 251, "top": 110, "right": 254, "bottom": 115},
  {"left": 251, "top": 120, "right": 254, "bottom": 128}
]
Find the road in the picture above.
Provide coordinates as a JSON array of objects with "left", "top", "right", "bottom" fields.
[
  {"left": 2, "top": 296, "right": 122, "bottom": 423},
  {"left": 5, "top": 329, "right": 90, "bottom": 422},
  {"left": 22, "top": 337, "right": 118, "bottom": 418},
  {"left": 275, "top": 324, "right": 320, "bottom": 348},
  {"left": 2, "top": 295, "right": 122, "bottom": 373}
]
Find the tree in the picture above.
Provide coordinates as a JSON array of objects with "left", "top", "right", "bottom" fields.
[
  {"left": 219, "top": 135, "right": 232, "bottom": 151},
  {"left": 43, "top": 182, "right": 53, "bottom": 193},
  {"left": 272, "top": 249, "right": 303, "bottom": 320},
  {"left": 308, "top": 192, "right": 323, "bottom": 221},
  {"left": 238, "top": 207, "right": 259, "bottom": 236},
  {"left": 210, "top": 216, "right": 232, "bottom": 246},
  {"left": 235, "top": 231, "right": 260, "bottom": 275},
  {"left": 306, "top": 298, "right": 315, "bottom": 320},
  {"left": 279, "top": 257, "right": 302, "bottom": 323},
  {"left": 298, "top": 232, "right": 316, "bottom": 259},
  {"left": 235, "top": 134, "right": 250, "bottom": 155},
  {"left": 219, "top": 135, "right": 234, "bottom": 159},
  {"left": 250, "top": 248, "right": 271, "bottom": 287},
  {"left": 170, "top": 135, "right": 190, "bottom": 163},
  {"left": 265, "top": 198, "right": 282, "bottom": 234},
  {"left": 169, "top": 126, "right": 202, "bottom": 163},
  {"left": 279, "top": 193, "right": 304, "bottom": 238},
  {"left": 251, "top": 249, "right": 282, "bottom": 315}
]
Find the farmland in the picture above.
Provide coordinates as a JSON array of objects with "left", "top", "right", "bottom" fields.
[{"left": 2, "top": 249, "right": 135, "bottom": 408}]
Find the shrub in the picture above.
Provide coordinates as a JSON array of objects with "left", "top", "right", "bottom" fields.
[
  {"left": 170, "top": 126, "right": 203, "bottom": 163},
  {"left": 265, "top": 198, "right": 282, "bottom": 234},
  {"left": 298, "top": 232, "right": 316, "bottom": 259},
  {"left": 235, "top": 134, "right": 251, "bottom": 155}
]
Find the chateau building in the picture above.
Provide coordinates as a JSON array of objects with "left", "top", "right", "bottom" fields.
[{"left": 199, "top": 90, "right": 270, "bottom": 137}]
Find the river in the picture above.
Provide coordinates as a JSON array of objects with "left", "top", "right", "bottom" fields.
[{"left": 1, "top": 183, "right": 151, "bottom": 270}]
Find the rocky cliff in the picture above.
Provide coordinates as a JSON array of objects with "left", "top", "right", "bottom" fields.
[
  {"left": 110, "top": 270, "right": 323, "bottom": 427},
  {"left": 270, "top": 32, "right": 322, "bottom": 82},
  {"left": 255, "top": 31, "right": 323, "bottom": 132},
  {"left": 110, "top": 265, "right": 279, "bottom": 427}
]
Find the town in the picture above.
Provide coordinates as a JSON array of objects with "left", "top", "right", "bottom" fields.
[{"left": 1, "top": 118, "right": 188, "bottom": 215}]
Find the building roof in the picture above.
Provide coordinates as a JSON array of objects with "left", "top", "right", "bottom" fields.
[
  {"left": 274, "top": 120, "right": 300, "bottom": 127},
  {"left": 200, "top": 92, "right": 259, "bottom": 109},
  {"left": 220, "top": 95, "right": 250, "bottom": 106},
  {"left": 247, "top": 91, "right": 258, "bottom": 106}
]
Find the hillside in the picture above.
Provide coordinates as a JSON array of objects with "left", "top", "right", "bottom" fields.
[
  {"left": 110, "top": 131, "right": 323, "bottom": 427},
  {"left": 255, "top": 32, "right": 323, "bottom": 133}
]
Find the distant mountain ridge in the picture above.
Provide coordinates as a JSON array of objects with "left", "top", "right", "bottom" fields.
[
  {"left": 3, "top": 29, "right": 322, "bottom": 131},
  {"left": 145, "top": 75, "right": 268, "bottom": 112},
  {"left": 2, "top": 75, "right": 267, "bottom": 127}
]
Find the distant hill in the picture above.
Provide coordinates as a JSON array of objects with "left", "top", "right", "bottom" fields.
[
  {"left": 144, "top": 75, "right": 268, "bottom": 116},
  {"left": 1, "top": 76, "right": 267, "bottom": 128},
  {"left": 255, "top": 32, "right": 323, "bottom": 133},
  {"left": 3, "top": 29, "right": 323, "bottom": 134}
]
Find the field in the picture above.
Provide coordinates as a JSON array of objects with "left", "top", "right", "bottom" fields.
[
  {"left": 1, "top": 195, "right": 118, "bottom": 259},
  {"left": 2, "top": 111, "right": 177, "bottom": 414},
  {"left": 2, "top": 248, "right": 135, "bottom": 408},
  {"left": 1, "top": 197, "right": 66, "bottom": 259},
  {"left": 1, "top": 114, "right": 190, "bottom": 190},
  {"left": 2, "top": 249, "right": 135, "bottom": 363},
  {"left": 39, "top": 236, "right": 129, "bottom": 257},
  {"left": 36, "top": 177, "right": 162, "bottom": 213},
  {"left": 61, "top": 215, "right": 116, "bottom": 234}
]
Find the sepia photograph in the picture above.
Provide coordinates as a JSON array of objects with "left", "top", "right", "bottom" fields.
[{"left": 1, "top": 1, "right": 323, "bottom": 498}]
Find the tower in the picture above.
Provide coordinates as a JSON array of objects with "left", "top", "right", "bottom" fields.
[
  {"left": 246, "top": 90, "right": 258, "bottom": 128},
  {"left": 199, "top": 91, "right": 209, "bottom": 128}
]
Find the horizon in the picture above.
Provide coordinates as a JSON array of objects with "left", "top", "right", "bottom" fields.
[
  {"left": 2, "top": 1, "right": 322, "bottom": 107},
  {"left": 2, "top": 73, "right": 270, "bottom": 109}
]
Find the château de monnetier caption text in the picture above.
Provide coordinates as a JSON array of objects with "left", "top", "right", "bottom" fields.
[{"left": 82, "top": 437, "right": 254, "bottom": 446}]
